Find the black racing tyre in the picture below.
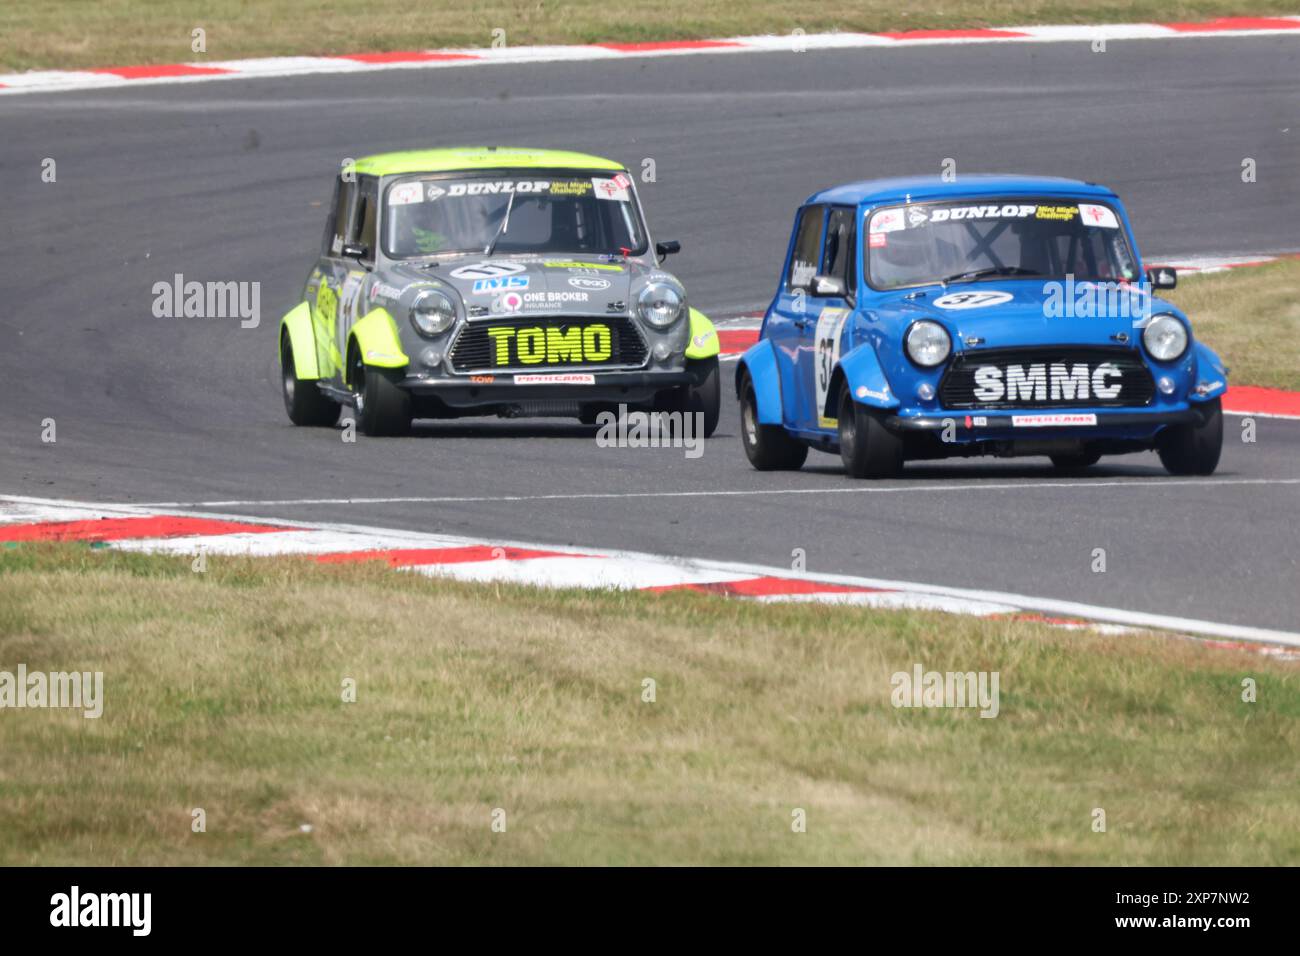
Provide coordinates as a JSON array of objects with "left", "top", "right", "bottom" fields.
[
  {"left": 659, "top": 357, "right": 722, "bottom": 438},
  {"left": 740, "top": 377, "right": 807, "bottom": 471},
  {"left": 353, "top": 357, "right": 412, "bottom": 437},
  {"left": 1049, "top": 450, "right": 1102, "bottom": 470},
  {"left": 687, "top": 356, "right": 721, "bottom": 438},
  {"left": 281, "top": 337, "right": 340, "bottom": 427},
  {"left": 838, "top": 386, "right": 903, "bottom": 479},
  {"left": 1157, "top": 398, "right": 1223, "bottom": 475}
]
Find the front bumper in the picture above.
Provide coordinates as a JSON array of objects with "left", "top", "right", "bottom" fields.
[
  {"left": 885, "top": 406, "right": 1210, "bottom": 435},
  {"left": 396, "top": 368, "right": 704, "bottom": 412},
  {"left": 879, "top": 402, "right": 1214, "bottom": 459}
]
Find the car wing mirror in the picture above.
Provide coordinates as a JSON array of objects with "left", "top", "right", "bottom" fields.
[
  {"left": 655, "top": 240, "right": 681, "bottom": 262},
  {"left": 812, "top": 274, "right": 847, "bottom": 297},
  {"left": 1146, "top": 266, "right": 1177, "bottom": 290}
]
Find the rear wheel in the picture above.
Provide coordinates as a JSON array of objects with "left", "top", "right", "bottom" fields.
[
  {"left": 740, "top": 378, "right": 806, "bottom": 471},
  {"left": 838, "top": 386, "right": 902, "bottom": 479},
  {"left": 281, "top": 337, "right": 339, "bottom": 427},
  {"left": 352, "top": 354, "right": 412, "bottom": 437},
  {"left": 1157, "top": 398, "right": 1222, "bottom": 475}
]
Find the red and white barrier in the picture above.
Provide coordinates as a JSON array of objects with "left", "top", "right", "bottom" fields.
[
  {"left": 2, "top": 17, "right": 1299, "bottom": 95},
  {"left": 2, "top": 495, "right": 1296, "bottom": 654}
]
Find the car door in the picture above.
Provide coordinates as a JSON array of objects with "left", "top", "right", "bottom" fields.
[
  {"left": 333, "top": 174, "right": 379, "bottom": 378},
  {"left": 310, "top": 174, "right": 356, "bottom": 383},
  {"left": 765, "top": 204, "right": 826, "bottom": 429},
  {"left": 803, "top": 206, "right": 857, "bottom": 429}
]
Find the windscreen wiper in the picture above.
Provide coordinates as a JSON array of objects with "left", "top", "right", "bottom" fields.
[
  {"left": 938, "top": 266, "right": 1042, "bottom": 284},
  {"left": 483, "top": 189, "right": 518, "bottom": 257}
]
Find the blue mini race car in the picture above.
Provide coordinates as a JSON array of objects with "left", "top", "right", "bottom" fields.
[{"left": 736, "top": 175, "right": 1227, "bottom": 478}]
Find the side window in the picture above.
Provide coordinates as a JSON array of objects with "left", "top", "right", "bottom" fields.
[
  {"left": 321, "top": 178, "right": 341, "bottom": 255},
  {"left": 328, "top": 177, "right": 356, "bottom": 256},
  {"left": 787, "top": 205, "right": 826, "bottom": 290},
  {"left": 353, "top": 176, "right": 379, "bottom": 264},
  {"left": 821, "top": 207, "right": 856, "bottom": 292}
]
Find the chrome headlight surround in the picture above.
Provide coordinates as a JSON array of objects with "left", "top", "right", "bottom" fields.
[
  {"left": 637, "top": 282, "right": 684, "bottom": 329},
  {"left": 1141, "top": 312, "right": 1189, "bottom": 363},
  {"left": 904, "top": 320, "right": 952, "bottom": 368},
  {"left": 409, "top": 289, "right": 457, "bottom": 337}
]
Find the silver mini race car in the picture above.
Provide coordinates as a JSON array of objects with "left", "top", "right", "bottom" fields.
[{"left": 278, "top": 147, "right": 721, "bottom": 436}]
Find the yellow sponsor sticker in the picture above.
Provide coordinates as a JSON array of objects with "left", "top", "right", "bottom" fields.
[
  {"left": 543, "top": 260, "right": 624, "bottom": 271},
  {"left": 549, "top": 180, "right": 594, "bottom": 196},
  {"left": 1035, "top": 205, "right": 1078, "bottom": 221},
  {"left": 486, "top": 324, "right": 613, "bottom": 365}
]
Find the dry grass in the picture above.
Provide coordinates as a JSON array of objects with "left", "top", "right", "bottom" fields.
[
  {"left": 1, "top": 544, "right": 1296, "bottom": 865},
  {"left": 2, "top": 1, "right": 1296, "bottom": 71},
  {"left": 1166, "top": 257, "right": 1300, "bottom": 391}
]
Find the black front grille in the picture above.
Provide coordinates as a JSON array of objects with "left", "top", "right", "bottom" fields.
[
  {"left": 938, "top": 347, "right": 1154, "bottom": 410},
  {"left": 450, "top": 316, "right": 647, "bottom": 373}
]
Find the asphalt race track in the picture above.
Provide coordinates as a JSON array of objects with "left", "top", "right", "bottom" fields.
[{"left": 1, "top": 36, "right": 1297, "bottom": 630}]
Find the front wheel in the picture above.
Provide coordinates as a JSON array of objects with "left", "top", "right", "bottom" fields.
[
  {"left": 838, "top": 386, "right": 902, "bottom": 479},
  {"left": 658, "top": 357, "right": 721, "bottom": 438},
  {"left": 740, "top": 378, "right": 807, "bottom": 470},
  {"left": 687, "top": 356, "right": 721, "bottom": 438},
  {"left": 353, "top": 356, "right": 412, "bottom": 437},
  {"left": 1157, "top": 398, "right": 1222, "bottom": 475},
  {"left": 281, "top": 337, "right": 339, "bottom": 426}
]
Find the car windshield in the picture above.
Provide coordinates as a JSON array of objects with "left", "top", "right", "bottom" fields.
[
  {"left": 866, "top": 199, "right": 1138, "bottom": 290},
  {"left": 383, "top": 172, "right": 647, "bottom": 258}
]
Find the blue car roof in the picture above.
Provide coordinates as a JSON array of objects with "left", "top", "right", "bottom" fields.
[{"left": 807, "top": 175, "right": 1119, "bottom": 207}]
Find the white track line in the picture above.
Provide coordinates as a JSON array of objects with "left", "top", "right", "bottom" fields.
[
  {"left": 751, "top": 591, "right": 1023, "bottom": 615},
  {"left": 1226, "top": 411, "right": 1300, "bottom": 421},
  {"left": 128, "top": 477, "right": 1300, "bottom": 509}
]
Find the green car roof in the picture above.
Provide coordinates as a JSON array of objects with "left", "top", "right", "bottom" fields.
[{"left": 352, "top": 147, "right": 625, "bottom": 177}]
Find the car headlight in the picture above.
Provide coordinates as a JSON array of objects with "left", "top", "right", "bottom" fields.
[
  {"left": 637, "top": 282, "right": 684, "bottom": 329},
  {"left": 905, "top": 320, "right": 952, "bottom": 367},
  {"left": 410, "top": 289, "right": 457, "bottom": 337},
  {"left": 1142, "top": 313, "right": 1188, "bottom": 362}
]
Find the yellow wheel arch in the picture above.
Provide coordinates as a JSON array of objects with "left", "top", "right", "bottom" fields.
[
  {"left": 279, "top": 302, "right": 320, "bottom": 379},
  {"left": 685, "top": 307, "right": 720, "bottom": 360},
  {"left": 346, "top": 308, "right": 410, "bottom": 385}
]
